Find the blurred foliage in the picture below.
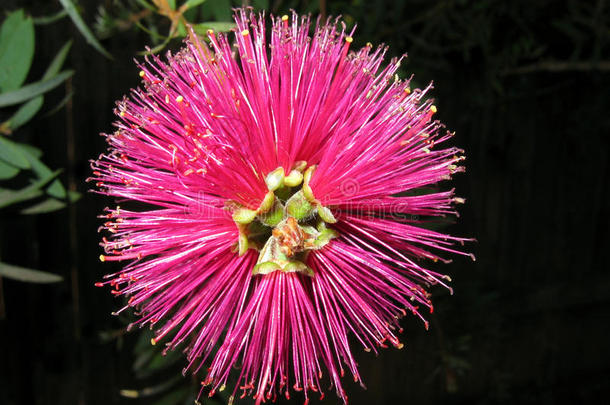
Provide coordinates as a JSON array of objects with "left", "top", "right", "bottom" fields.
[
  {"left": 94, "top": 0, "right": 257, "bottom": 53},
  {"left": 0, "top": 9, "right": 81, "bottom": 285},
  {"left": 59, "top": 0, "right": 113, "bottom": 58}
]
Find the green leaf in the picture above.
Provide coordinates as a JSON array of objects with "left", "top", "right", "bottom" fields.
[
  {"left": 59, "top": 0, "right": 112, "bottom": 59},
  {"left": 20, "top": 198, "right": 66, "bottom": 214},
  {"left": 0, "top": 261, "right": 62, "bottom": 283},
  {"left": 16, "top": 144, "right": 66, "bottom": 199},
  {"left": 0, "top": 187, "right": 43, "bottom": 208},
  {"left": 177, "top": 21, "right": 187, "bottom": 37},
  {"left": 135, "top": 0, "right": 157, "bottom": 12},
  {"left": 15, "top": 143, "right": 42, "bottom": 158},
  {"left": 2, "top": 41, "right": 72, "bottom": 131},
  {"left": 33, "top": 9, "right": 69, "bottom": 25},
  {"left": 183, "top": 0, "right": 207, "bottom": 10},
  {"left": 0, "top": 158, "right": 19, "bottom": 179},
  {"left": 0, "top": 169, "right": 61, "bottom": 209},
  {"left": 0, "top": 70, "right": 73, "bottom": 108},
  {"left": 43, "top": 40, "right": 72, "bottom": 79},
  {"left": 167, "top": 0, "right": 177, "bottom": 10},
  {"left": 0, "top": 10, "right": 35, "bottom": 92},
  {"left": 68, "top": 190, "right": 81, "bottom": 202},
  {"left": 0, "top": 136, "right": 30, "bottom": 169},
  {"left": 208, "top": 0, "right": 232, "bottom": 21},
  {"left": 44, "top": 89, "right": 74, "bottom": 117},
  {"left": 192, "top": 22, "right": 235, "bottom": 35},
  {"left": 4, "top": 96, "right": 43, "bottom": 130},
  {"left": 21, "top": 198, "right": 66, "bottom": 215}
]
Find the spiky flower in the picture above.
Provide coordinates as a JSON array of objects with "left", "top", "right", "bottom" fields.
[{"left": 91, "top": 9, "right": 471, "bottom": 404}]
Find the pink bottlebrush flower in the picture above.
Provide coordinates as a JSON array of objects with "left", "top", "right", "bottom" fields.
[{"left": 91, "top": 9, "right": 472, "bottom": 405}]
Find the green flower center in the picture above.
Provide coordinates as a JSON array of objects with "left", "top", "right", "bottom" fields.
[{"left": 230, "top": 163, "right": 338, "bottom": 277}]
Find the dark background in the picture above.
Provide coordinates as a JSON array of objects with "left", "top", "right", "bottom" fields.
[{"left": 1, "top": 0, "right": 609, "bottom": 404}]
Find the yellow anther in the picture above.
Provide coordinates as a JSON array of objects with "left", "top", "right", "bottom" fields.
[
  {"left": 345, "top": 36, "right": 353, "bottom": 43},
  {"left": 430, "top": 105, "right": 437, "bottom": 113},
  {"left": 207, "top": 29, "right": 214, "bottom": 36},
  {"left": 150, "top": 338, "right": 156, "bottom": 345},
  {"left": 176, "top": 95, "right": 184, "bottom": 103},
  {"left": 119, "top": 390, "right": 139, "bottom": 398},
  {"left": 139, "top": 70, "right": 145, "bottom": 77},
  {"left": 281, "top": 15, "right": 289, "bottom": 21},
  {"left": 404, "top": 87, "right": 411, "bottom": 95},
  {"left": 119, "top": 111, "right": 126, "bottom": 117},
  {"left": 99, "top": 254, "right": 106, "bottom": 262},
  {"left": 241, "top": 29, "right": 249, "bottom": 36}
]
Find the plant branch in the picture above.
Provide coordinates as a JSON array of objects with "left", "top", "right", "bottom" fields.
[{"left": 502, "top": 60, "right": 610, "bottom": 75}]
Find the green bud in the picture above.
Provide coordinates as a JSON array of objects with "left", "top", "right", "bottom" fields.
[
  {"left": 283, "top": 170, "right": 304, "bottom": 187},
  {"left": 252, "top": 261, "right": 281, "bottom": 275},
  {"left": 265, "top": 167, "right": 285, "bottom": 191},
  {"left": 285, "top": 190, "right": 313, "bottom": 220},
  {"left": 317, "top": 205, "right": 337, "bottom": 223},
  {"left": 238, "top": 231, "right": 249, "bottom": 256},
  {"left": 314, "top": 228, "right": 338, "bottom": 248},
  {"left": 258, "top": 191, "right": 275, "bottom": 213},
  {"left": 293, "top": 160, "right": 307, "bottom": 172},
  {"left": 259, "top": 198, "right": 284, "bottom": 227},
  {"left": 283, "top": 260, "right": 314, "bottom": 277},
  {"left": 233, "top": 208, "right": 258, "bottom": 224},
  {"left": 302, "top": 183, "right": 315, "bottom": 202},
  {"left": 303, "top": 165, "right": 316, "bottom": 185},
  {"left": 300, "top": 225, "right": 318, "bottom": 235}
]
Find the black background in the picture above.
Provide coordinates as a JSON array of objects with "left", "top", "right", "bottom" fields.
[{"left": 1, "top": 1, "right": 609, "bottom": 404}]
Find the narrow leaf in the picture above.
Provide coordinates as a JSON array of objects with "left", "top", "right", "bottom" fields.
[
  {"left": 0, "top": 70, "right": 73, "bottom": 108},
  {"left": 135, "top": 0, "right": 157, "bottom": 12},
  {"left": 21, "top": 198, "right": 66, "bottom": 214},
  {"left": 0, "top": 261, "right": 62, "bottom": 283},
  {"left": 14, "top": 143, "right": 42, "bottom": 158},
  {"left": 0, "top": 136, "right": 30, "bottom": 169},
  {"left": 59, "top": 0, "right": 112, "bottom": 59},
  {"left": 4, "top": 96, "right": 43, "bottom": 130},
  {"left": 0, "top": 10, "right": 35, "bottom": 91},
  {"left": 0, "top": 169, "right": 61, "bottom": 209},
  {"left": 33, "top": 10, "right": 69, "bottom": 25},
  {"left": 17, "top": 144, "right": 66, "bottom": 198},
  {"left": 68, "top": 190, "right": 81, "bottom": 202},
  {"left": 44, "top": 89, "right": 74, "bottom": 117},
  {"left": 183, "top": 0, "right": 207, "bottom": 10},
  {"left": 43, "top": 40, "right": 73, "bottom": 80},
  {"left": 2, "top": 41, "right": 72, "bottom": 131},
  {"left": 0, "top": 159, "right": 19, "bottom": 180}
]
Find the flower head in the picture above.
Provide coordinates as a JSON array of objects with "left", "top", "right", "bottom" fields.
[{"left": 92, "top": 9, "right": 471, "bottom": 404}]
